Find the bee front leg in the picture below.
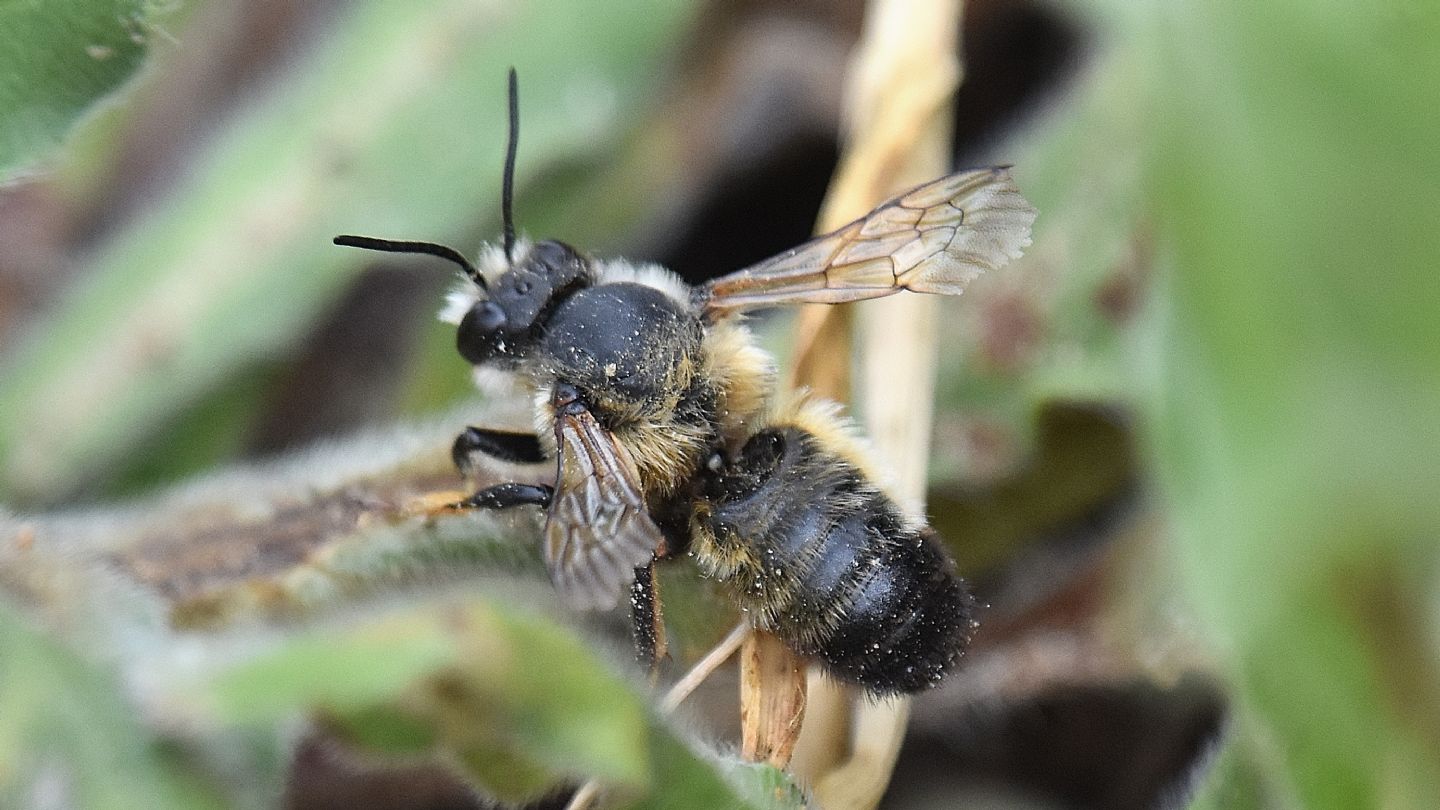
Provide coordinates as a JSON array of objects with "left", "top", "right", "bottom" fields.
[
  {"left": 451, "top": 427, "right": 549, "bottom": 475},
  {"left": 446, "top": 429, "right": 553, "bottom": 512},
  {"left": 447, "top": 482, "right": 553, "bottom": 511}
]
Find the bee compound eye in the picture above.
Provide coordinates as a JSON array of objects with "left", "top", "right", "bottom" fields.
[
  {"left": 529, "top": 240, "right": 575, "bottom": 271},
  {"left": 457, "top": 301, "right": 509, "bottom": 364}
]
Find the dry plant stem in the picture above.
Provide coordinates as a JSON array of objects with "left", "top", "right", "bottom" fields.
[
  {"left": 740, "top": 628, "right": 809, "bottom": 768},
  {"left": 660, "top": 621, "right": 752, "bottom": 712},
  {"left": 563, "top": 781, "right": 603, "bottom": 810},
  {"left": 786, "top": 0, "right": 963, "bottom": 807},
  {"left": 787, "top": 304, "right": 852, "bottom": 401}
]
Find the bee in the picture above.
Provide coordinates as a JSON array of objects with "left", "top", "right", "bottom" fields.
[{"left": 335, "top": 71, "right": 1035, "bottom": 694}]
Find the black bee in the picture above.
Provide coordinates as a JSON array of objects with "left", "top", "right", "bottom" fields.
[{"left": 335, "top": 71, "right": 1035, "bottom": 694}]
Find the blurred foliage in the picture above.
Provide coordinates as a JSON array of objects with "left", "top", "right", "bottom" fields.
[
  {"left": 0, "top": 603, "right": 221, "bottom": 809},
  {"left": 0, "top": 586, "right": 797, "bottom": 808},
  {"left": 1131, "top": 2, "right": 1440, "bottom": 807},
  {"left": 0, "top": 0, "right": 160, "bottom": 175},
  {"left": 0, "top": 0, "right": 693, "bottom": 505},
  {"left": 203, "top": 599, "right": 794, "bottom": 807},
  {"left": 2, "top": 0, "right": 1439, "bottom": 808},
  {"left": 931, "top": 1, "right": 1440, "bottom": 805}
]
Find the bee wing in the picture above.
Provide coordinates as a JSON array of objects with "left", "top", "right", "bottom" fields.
[
  {"left": 698, "top": 167, "right": 1036, "bottom": 314},
  {"left": 544, "top": 408, "right": 663, "bottom": 610}
]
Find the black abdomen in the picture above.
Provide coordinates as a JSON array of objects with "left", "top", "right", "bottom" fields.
[{"left": 694, "top": 427, "right": 975, "bottom": 694}]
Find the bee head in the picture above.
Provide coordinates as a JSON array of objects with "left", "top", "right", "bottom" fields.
[
  {"left": 455, "top": 239, "right": 591, "bottom": 367},
  {"left": 335, "top": 70, "right": 596, "bottom": 369}
]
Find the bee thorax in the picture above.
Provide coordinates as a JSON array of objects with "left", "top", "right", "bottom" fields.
[{"left": 540, "top": 282, "right": 703, "bottom": 412}]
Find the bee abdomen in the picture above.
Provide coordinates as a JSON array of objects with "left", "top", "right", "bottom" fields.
[
  {"left": 695, "top": 426, "right": 975, "bottom": 695},
  {"left": 800, "top": 519, "right": 973, "bottom": 694}
]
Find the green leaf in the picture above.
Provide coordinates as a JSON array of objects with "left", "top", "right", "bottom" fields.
[
  {"left": 1102, "top": 1, "right": 1440, "bottom": 807},
  {"left": 485, "top": 611, "right": 651, "bottom": 786},
  {"left": 207, "top": 615, "right": 454, "bottom": 723},
  {"left": 716, "top": 762, "right": 809, "bottom": 810},
  {"left": 204, "top": 596, "right": 790, "bottom": 807},
  {"left": 0, "top": 602, "right": 219, "bottom": 810},
  {"left": 0, "top": 0, "right": 159, "bottom": 176},
  {"left": 984, "top": 1, "right": 1440, "bottom": 804}
]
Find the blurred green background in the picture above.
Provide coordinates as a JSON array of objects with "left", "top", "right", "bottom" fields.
[{"left": 2, "top": 0, "right": 1438, "bottom": 808}]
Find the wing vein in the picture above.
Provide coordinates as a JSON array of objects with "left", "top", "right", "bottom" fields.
[
  {"left": 543, "top": 409, "right": 663, "bottom": 610},
  {"left": 700, "top": 166, "right": 1035, "bottom": 314}
]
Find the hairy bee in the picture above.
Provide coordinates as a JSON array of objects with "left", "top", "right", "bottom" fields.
[{"left": 335, "top": 71, "right": 1035, "bottom": 694}]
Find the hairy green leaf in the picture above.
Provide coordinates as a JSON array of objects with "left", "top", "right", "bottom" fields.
[
  {"left": 206, "top": 598, "right": 797, "bottom": 808},
  {"left": 0, "top": 603, "right": 219, "bottom": 810},
  {"left": 0, "top": 0, "right": 160, "bottom": 175}
]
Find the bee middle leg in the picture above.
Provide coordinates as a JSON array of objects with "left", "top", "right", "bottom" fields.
[
  {"left": 630, "top": 563, "right": 667, "bottom": 682},
  {"left": 451, "top": 427, "right": 549, "bottom": 475},
  {"left": 629, "top": 499, "right": 692, "bottom": 678}
]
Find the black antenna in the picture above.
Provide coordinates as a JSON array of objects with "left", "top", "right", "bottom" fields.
[
  {"left": 332, "top": 235, "right": 486, "bottom": 290},
  {"left": 502, "top": 67, "right": 519, "bottom": 262}
]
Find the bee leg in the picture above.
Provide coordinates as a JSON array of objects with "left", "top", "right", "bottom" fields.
[
  {"left": 630, "top": 563, "right": 668, "bottom": 681},
  {"left": 447, "top": 482, "right": 553, "bottom": 511},
  {"left": 451, "top": 427, "right": 549, "bottom": 475}
]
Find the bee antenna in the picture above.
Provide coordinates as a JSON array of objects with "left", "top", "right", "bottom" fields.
[
  {"left": 502, "top": 67, "right": 520, "bottom": 263},
  {"left": 332, "top": 235, "right": 488, "bottom": 290}
]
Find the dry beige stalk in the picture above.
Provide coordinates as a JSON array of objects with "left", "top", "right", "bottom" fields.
[
  {"left": 786, "top": 304, "right": 853, "bottom": 401},
  {"left": 660, "top": 622, "right": 752, "bottom": 713},
  {"left": 739, "top": 628, "right": 809, "bottom": 768},
  {"left": 783, "top": 0, "right": 965, "bottom": 807},
  {"left": 562, "top": 781, "right": 603, "bottom": 810}
]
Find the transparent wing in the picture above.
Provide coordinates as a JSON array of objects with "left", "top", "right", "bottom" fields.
[
  {"left": 545, "top": 409, "right": 663, "bottom": 610},
  {"left": 698, "top": 167, "right": 1036, "bottom": 314}
]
